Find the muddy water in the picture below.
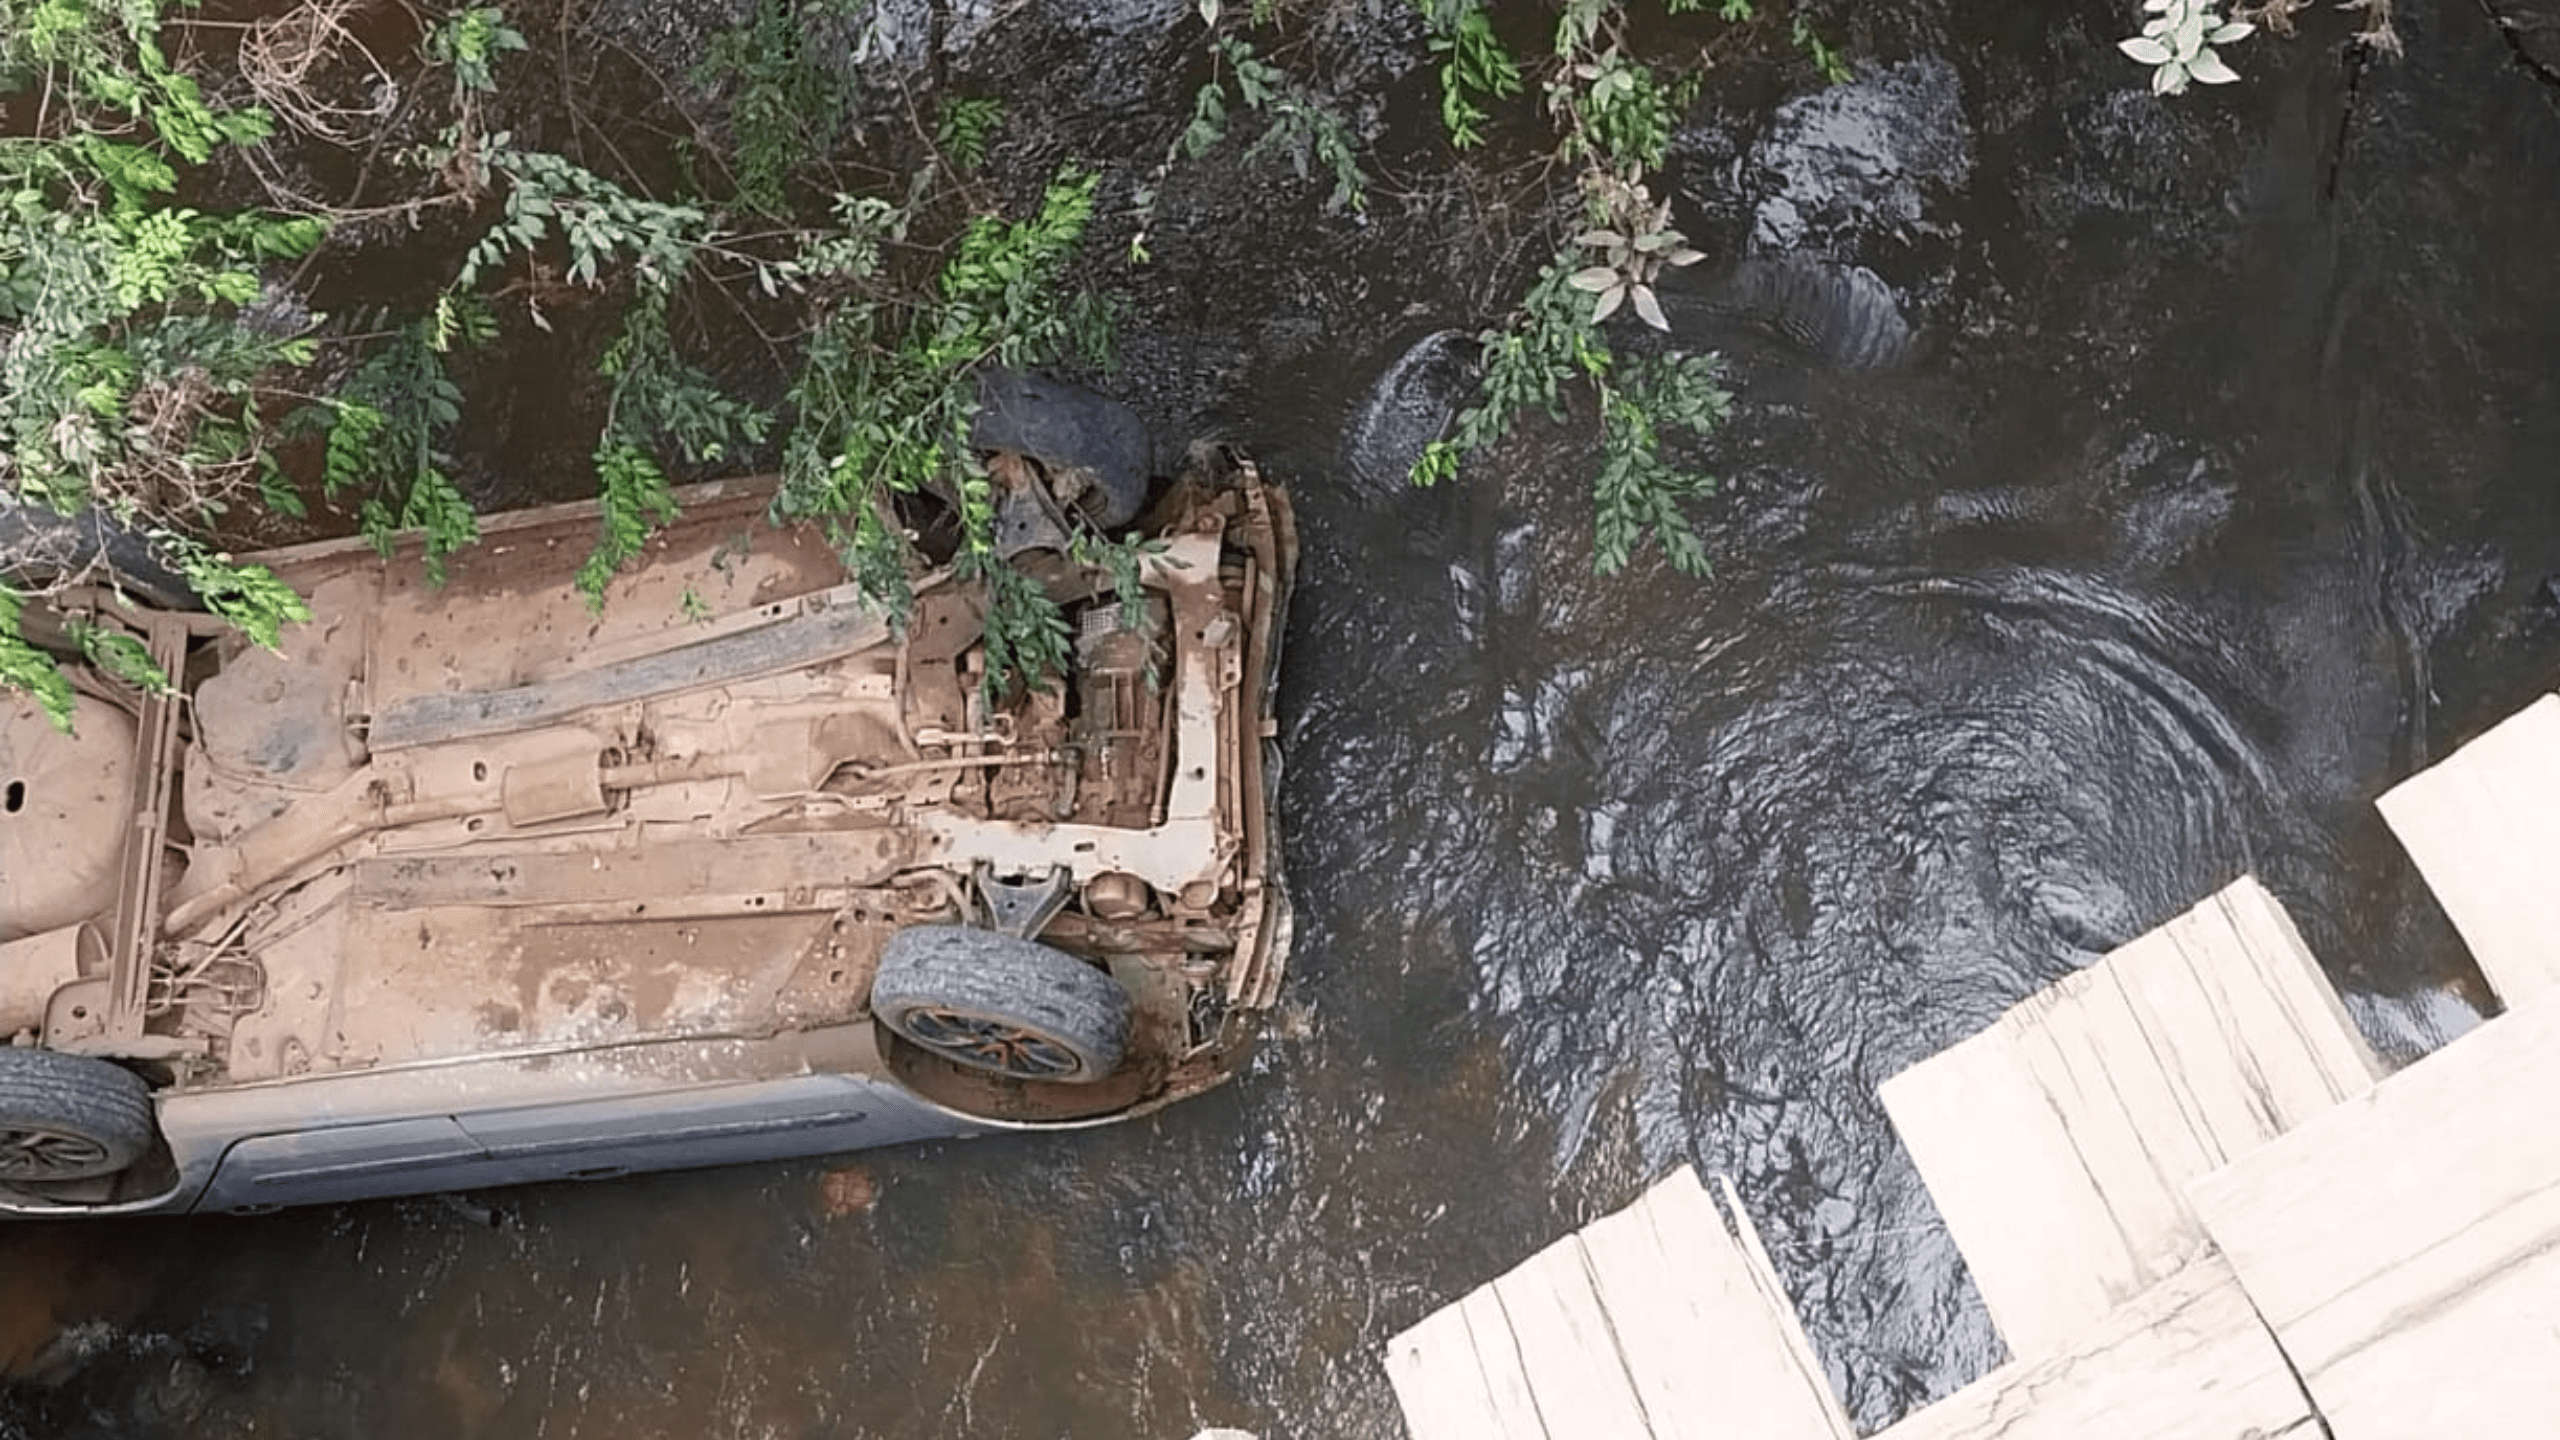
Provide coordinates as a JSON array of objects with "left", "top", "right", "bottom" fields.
[{"left": 10, "top": 2, "right": 2560, "bottom": 1436}]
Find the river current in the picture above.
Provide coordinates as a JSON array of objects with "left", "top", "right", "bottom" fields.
[{"left": 7, "top": 1, "right": 2559, "bottom": 1434}]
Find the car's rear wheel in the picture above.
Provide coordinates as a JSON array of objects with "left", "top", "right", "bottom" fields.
[
  {"left": 970, "top": 369, "right": 1152, "bottom": 529},
  {"left": 0, "top": 1048, "right": 157, "bottom": 1182},
  {"left": 871, "top": 926, "right": 1132, "bottom": 1083},
  {"left": 0, "top": 498, "right": 199, "bottom": 611}
]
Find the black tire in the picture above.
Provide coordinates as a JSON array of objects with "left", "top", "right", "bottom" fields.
[
  {"left": 0, "top": 1048, "right": 157, "bottom": 1183},
  {"left": 872, "top": 926, "right": 1132, "bottom": 1083},
  {"left": 970, "top": 369, "right": 1152, "bottom": 529},
  {"left": 0, "top": 500, "right": 200, "bottom": 610}
]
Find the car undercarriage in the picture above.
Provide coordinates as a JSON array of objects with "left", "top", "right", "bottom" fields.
[{"left": 0, "top": 440, "right": 1295, "bottom": 1215}]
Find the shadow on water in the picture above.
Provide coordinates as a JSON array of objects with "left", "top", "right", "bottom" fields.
[{"left": 11, "top": 0, "right": 2560, "bottom": 1435}]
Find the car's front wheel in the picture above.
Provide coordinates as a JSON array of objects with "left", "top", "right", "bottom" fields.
[
  {"left": 871, "top": 926, "right": 1132, "bottom": 1084},
  {"left": 0, "top": 1048, "right": 157, "bottom": 1182}
]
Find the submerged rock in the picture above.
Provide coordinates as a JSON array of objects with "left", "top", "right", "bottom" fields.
[
  {"left": 1688, "top": 255, "right": 1921, "bottom": 370},
  {"left": 1742, "top": 57, "right": 1973, "bottom": 255},
  {"left": 1341, "top": 329, "right": 1481, "bottom": 503}
]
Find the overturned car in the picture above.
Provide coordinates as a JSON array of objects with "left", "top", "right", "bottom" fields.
[{"left": 0, "top": 438, "right": 1295, "bottom": 1216}]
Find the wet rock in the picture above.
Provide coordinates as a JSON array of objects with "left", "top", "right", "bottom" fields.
[
  {"left": 120, "top": 1346, "right": 220, "bottom": 1431},
  {"left": 1739, "top": 58, "right": 1973, "bottom": 255},
  {"left": 2485, "top": 0, "right": 2560, "bottom": 79},
  {"left": 2, "top": 1326, "right": 239, "bottom": 1439},
  {"left": 846, "top": 0, "right": 1190, "bottom": 74},
  {"left": 818, "top": 1165, "right": 878, "bottom": 1218},
  {"left": 1339, "top": 329, "right": 1480, "bottom": 503}
]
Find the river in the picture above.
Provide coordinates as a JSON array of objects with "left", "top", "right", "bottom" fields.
[{"left": 6, "top": 0, "right": 2559, "bottom": 1434}]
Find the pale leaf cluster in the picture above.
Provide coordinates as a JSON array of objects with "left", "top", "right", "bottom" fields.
[
  {"left": 2121, "top": 0, "right": 2254, "bottom": 93},
  {"left": 1567, "top": 177, "right": 1702, "bottom": 332}
]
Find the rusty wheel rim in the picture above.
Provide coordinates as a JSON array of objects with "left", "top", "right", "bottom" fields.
[
  {"left": 898, "top": 1006, "right": 1085, "bottom": 1079},
  {"left": 0, "top": 1124, "right": 113, "bottom": 1181}
]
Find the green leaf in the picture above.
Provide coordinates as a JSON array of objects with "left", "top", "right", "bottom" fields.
[
  {"left": 68, "top": 619, "right": 172, "bottom": 694},
  {"left": 0, "top": 634, "right": 78, "bottom": 734}
]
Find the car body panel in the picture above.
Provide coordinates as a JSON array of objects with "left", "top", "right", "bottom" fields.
[
  {"left": 0, "top": 449, "right": 1294, "bottom": 1216},
  {"left": 193, "top": 1072, "right": 963, "bottom": 1213}
]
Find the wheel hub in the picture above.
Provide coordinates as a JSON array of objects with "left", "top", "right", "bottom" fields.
[
  {"left": 0, "top": 1124, "right": 114, "bottom": 1181},
  {"left": 900, "top": 1006, "right": 1084, "bottom": 1079}
]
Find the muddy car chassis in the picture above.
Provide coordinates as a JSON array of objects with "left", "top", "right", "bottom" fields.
[{"left": 0, "top": 451, "right": 1294, "bottom": 1216}]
